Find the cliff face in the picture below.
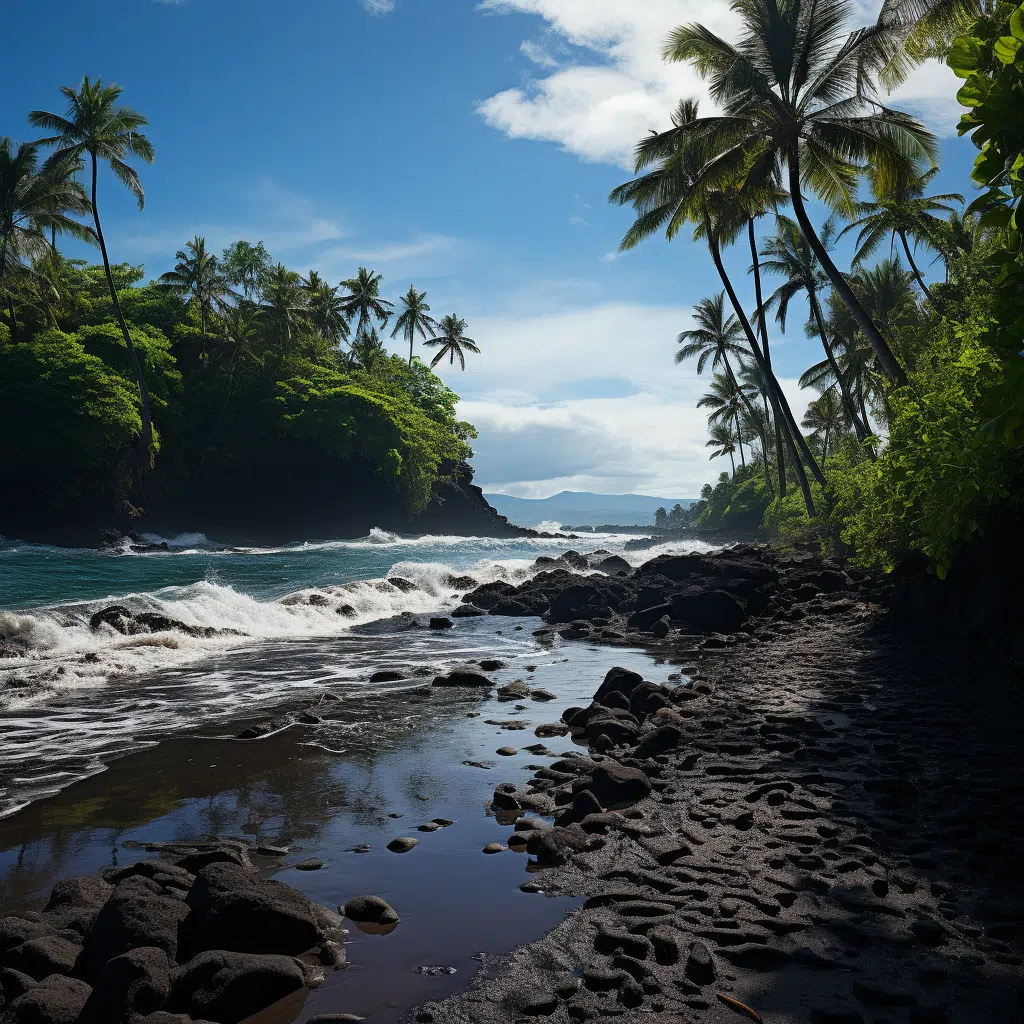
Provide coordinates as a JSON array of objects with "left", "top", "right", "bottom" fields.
[{"left": 1, "top": 459, "right": 528, "bottom": 547}]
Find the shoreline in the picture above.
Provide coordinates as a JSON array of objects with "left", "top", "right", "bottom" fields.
[
  {"left": 1, "top": 545, "right": 1020, "bottom": 1023},
  {"left": 420, "top": 564, "right": 1024, "bottom": 1024}
]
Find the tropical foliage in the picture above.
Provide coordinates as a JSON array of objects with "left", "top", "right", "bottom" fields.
[
  {"left": 1, "top": 79, "right": 482, "bottom": 533},
  {"left": 612, "top": 0, "right": 1024, "bottom": 574}
]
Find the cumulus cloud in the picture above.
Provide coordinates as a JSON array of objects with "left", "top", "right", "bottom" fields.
[
  {"left": 362, "top": 0, "right": 395, "bottom": 13},
  {"left": 476, "top": 1, "right": 962, "bottom": 167},
  {"left": 429, "top": 301, "right": 811, "bottom": 497}
]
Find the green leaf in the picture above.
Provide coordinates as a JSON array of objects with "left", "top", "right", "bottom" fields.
[
  {"left": 948, "top": 35, "right": 984, "bottom": 75},
  {"left": 956, "top": 78, "right": 988, "bottom": 107},
  {"left": 1010, "top": 3, "right": 1024, "bottom": 40},
  {"left": 993, "top": 35, "right": 1022, "bottom": 64}
]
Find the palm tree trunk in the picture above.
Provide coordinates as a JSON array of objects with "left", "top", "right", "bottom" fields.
[
  {"left": 898, "top": 230, "right": 936, "bottom": 305},
  {"left": 728, "top": 448, "right": 735, "bottom": 475},
  {"left": 748, "top": 218, "right": 787, "bottom": 497},
  {"left": 735, "top": 414, "right": 746, "bottom": 469},
  {"left": 90, "top": 151, "right": 154, "bottom": 465},
  {"left": 858, "top": 385, "right": 871, "bottom": 439},
  {"left": 749, "top": 219, "right": 786, "bottom": 499},
  {"left": 721, "top": 352, "right": 769, "bottom": 478},
  {"left": 709, "top": 235, "right": 816, "bottom": 517},
  {"left": 807, "top": 289, "right": 869, "bottom": 442},
  {"left": 787, "top": 152, "right": 908, "bottom": 386},
  {"left": 5, "top": 299, "right": 19, "bottom": 342},
  {"left": 408, "top": 330, "right": 414, "bottom": 367}
]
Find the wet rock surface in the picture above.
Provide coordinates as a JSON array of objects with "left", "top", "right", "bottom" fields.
[
  {"left": 418, "top": 546, "right": 1024, "bottom": 1024},
  {"left": 0, "top": 841, "right": 344, "bottom": 1024}
]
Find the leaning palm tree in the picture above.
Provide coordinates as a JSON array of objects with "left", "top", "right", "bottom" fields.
[
  {"left": 706, "top": 422, "right": 739, "bottom": 474},
  {"left": 29, "top": 77, "right": 156, "bottom": 459},
  {"left": 838, "top": 166, "right": 962, "bottom": 302},
  {"left": 340, "top": 267, "right": 394, "bottom": 336},
  {"left": 760, "top": 216, "right": 869, "bottom": 440},
  {"left": 662, "top": 0, "right": 937, "bottom": 385},
  {"left": 391, "top": 285, "right": 438, "bottom": 366},
  {"left": 0, "top": 137, "right": 92, "bottom": 297},
  {"left": 157, "top": 236, "right": 229, "bottom": 346},
  {"left": 610, "top": 99, "right": 822, "bottom": 513},
  {"left": 698, "top": 373, "right": 746, "bottom": 468},
  {"left": 423, "top": 314, "right": 480, "bottom": 370}
]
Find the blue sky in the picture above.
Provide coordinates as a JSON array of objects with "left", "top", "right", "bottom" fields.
[{"left": 5, "top": 0, "right": 978, "bottom": 498}]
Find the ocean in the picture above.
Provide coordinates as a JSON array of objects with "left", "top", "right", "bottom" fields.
[{"left": 0, "top": 529, "right": 715, "bottom": 818}]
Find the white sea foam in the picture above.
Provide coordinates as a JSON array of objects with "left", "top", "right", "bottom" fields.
[{"left": 0, "top": 530, "right": 718, "bottom": 704}]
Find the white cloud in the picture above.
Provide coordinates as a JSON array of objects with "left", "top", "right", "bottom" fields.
[
  {"left": 428, "top": 301, "right": 812, "bottom": 496},
  {"left": 520, "top": 40, "right": 561, "bottom": 68},
  {"left": 324, "top": 234, "right": 464, "bottom": 266},
  {"left": 119, "top": 180, "right": 465, "bottom": 281},
  {"left": 362, "top": 0, "right": 395, "bottom": 13},
  {"left": 476, "top": 1, "right": 962, "bottom": 168}
]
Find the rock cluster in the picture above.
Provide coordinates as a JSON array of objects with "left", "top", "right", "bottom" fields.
[
  {"left": 461, "top": 545, "right": 878, "bottom": 646},
  {"left": 0, "top": 842, "right": 345, "bottom": 1024}
]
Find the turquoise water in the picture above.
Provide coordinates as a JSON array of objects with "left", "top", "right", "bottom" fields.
[{"left": 0, "top": 528, "right": 713, "bottom": 817}]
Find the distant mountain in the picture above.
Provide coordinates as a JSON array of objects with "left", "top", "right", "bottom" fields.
[{"left": 485, "top": 490, "right": 695, "bottom": 529}]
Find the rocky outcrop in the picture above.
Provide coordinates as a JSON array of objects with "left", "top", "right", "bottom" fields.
[{"left": 461, "top": 544, "right": 867, "bottom": 646}]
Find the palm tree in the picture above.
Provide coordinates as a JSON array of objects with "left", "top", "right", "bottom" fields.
[
  {"left": 0, "top": 138, "right": 92, "bottom": 294},
  {"left": 351, "top": 326, "right": 386, "bottom": 372},
  {"left": 838, "top": 166, "right": 962, "bottom": 302},
  {"left": 29, "top": 77, "right": 156, "bottom": 460},
  {"left": 676, "top": 292, "right": 746, "bottom": 375},
  {"left": 423, "top": 314, "right": 479, "bottom": 370},
  {"left": 745, "top": 199, "right": 789, "bottom": 498},
  {"left": 222, "top": 240, "right": 271, "bottom": 303},
  {"left": 801, "top": 287, "right": 894, "bottom": 437},
  {"left": 303, "top": 271, "right": 350, "bottom": 348},
  {"left": 740, "top": 398, "right": 777, "bottom": 494},
  {"left": 706, "top": 422, "right": 738, "bottom": 474},
  {"left": 662, "top": 0, "right": 937, "bottom": 385},
  {"left": 610, "top": 99, "right": 822, "bottom": 514},
  {"left": 157, "top": 236, "right": 229, "bottom": 347},
  {"left": 850, "top": 259, "right": 920, "bottom": 340},
  {"left": 698, "top": 373, "right": 746, "bottom": 468},
  {"left": 340, "top": 267, "right": 394, "bottom": 335},
  {"left": 260, "top": 263, "right": 304, "bottom": 356},
  {"left": 760, "top": 215, "right": 869, "bottom": 441},
  {"left": 391, "top": 286, "right": 438, "bottom": 366},
  {"left": 802, "top": 389, "right": 847, "bottom": 459}
]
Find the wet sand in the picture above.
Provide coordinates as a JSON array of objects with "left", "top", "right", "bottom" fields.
[{"left": 0, "top": 628, "right": 674, "bottom": 1022}]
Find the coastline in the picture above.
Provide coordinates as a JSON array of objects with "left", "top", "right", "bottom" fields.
[{"left": 0, "top": 545, "right": 1020, "bottom": 1024}]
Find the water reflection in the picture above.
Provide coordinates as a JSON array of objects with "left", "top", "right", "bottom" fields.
[{"left": 0, "top": 635, "right": 671, "bottom": 1022}]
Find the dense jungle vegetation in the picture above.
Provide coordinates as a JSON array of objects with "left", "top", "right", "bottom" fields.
[
  {"left": 624, "top": 0, "right": 1024, "bottom": 573},
  {"left": 0, "top": 79, "right": 481, "bottom": 537}
]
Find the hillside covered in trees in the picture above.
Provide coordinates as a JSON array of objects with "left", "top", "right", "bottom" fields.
[{"left": 0, "top": 80, "right": 504, "bottom": 545}]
